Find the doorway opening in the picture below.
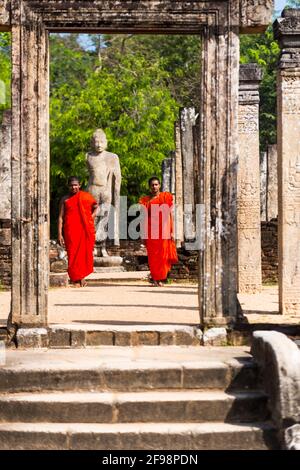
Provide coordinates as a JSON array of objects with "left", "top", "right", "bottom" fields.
[{"left": 48, "top": 32, "right": 201, "bottom": 327}]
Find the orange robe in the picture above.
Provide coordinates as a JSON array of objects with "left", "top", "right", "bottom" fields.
[
  {"left": 139, "top": 192, "right": 178, "bottom": 281},
  {"left": 63, "top": 191, "right": 96, "bottom": 282}
]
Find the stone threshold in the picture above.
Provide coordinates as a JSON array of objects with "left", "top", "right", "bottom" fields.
[
  {"left": 2, "top": 322, "right": 300, "bottom": 350},
  {"left": 15, "top": 324, "right": 203, "bottom": 349}
]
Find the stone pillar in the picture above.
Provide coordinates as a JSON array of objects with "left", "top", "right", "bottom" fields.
[
  {"left": 161, "top": 158, "right": 171, "bottom": 192},
  {"left": 11, "top": 13, "right": 50, "bottom": 326},
  {"left": 260, "top": 151, "right": 267, "bottom": 221},
  {"left": 0, "top": 111, "right": 12, "bottom": 288},
  {"left": 0, "top": 110, "right": 11, "bottom": 220},
  {"left": 170, "top": 154, "right": 175, "bottom": 195},
  {"left": 267, "top": 144, "right": 278, "bottom": 221},
  {"left": 161, "top": 154, "right": 175, "bottom": 194},
  {"left": 199, "top": 22, "right": 240, "bottom": 325},
  {"left": 174, "top": 122, "right": 184, "bottom": 247},
  {"left": 181, "top": 108, "right": 196, "bottom": 243},
  {"left": 237, "top": 63, "right": 262, "bottom": 293},
  {"left": 274, "top": 9, "right": 300, "bottom": 316}
]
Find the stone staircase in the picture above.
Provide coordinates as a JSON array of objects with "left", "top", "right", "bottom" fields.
[{"left": 0, "top": 346, "right": 278, "bottom": 449}]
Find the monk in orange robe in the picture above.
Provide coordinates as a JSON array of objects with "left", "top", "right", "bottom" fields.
[
  {"left": 139, "top": 176, "right": 178, "bottom": 286},
  {"left": 58, "top": 176, "right": 98, "bottom": 286}
]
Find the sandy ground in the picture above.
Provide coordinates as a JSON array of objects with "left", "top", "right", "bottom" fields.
[
  {"left": 0, "top": 272, "right": 199, "bottom": 326},
  {"left": 238, "top": 285, "right": 298, "bottom": 325},
  {"left": 1, "top": 276, "right": 299, "bottom": 327}
]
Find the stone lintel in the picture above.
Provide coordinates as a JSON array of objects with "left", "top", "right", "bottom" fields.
[{"left": 0, "top": 1, "right": 273, "bottom": 33}]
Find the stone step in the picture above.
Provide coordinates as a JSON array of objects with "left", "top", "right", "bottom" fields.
[
  {"left": 0, "top": 421, "right": 277, "bottom": 450},
  {"left": 0, "top": 347, "right": 257, "bottom": 393},
  {"left": 0, "top": 390, "right": 268, "bottom": 424},
  {"left": 16, "top": 324, "right": 202, "bottom": 349}
]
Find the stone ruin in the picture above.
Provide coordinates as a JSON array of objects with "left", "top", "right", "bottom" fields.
[{"left": 1, "top": 1, "right": 300, "bottom": 329}]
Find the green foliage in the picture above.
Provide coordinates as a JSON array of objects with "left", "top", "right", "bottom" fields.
[
  {"left": 0, "top": 32, "right": 200, "bottom": 236},
  {"left": 50, "top": 34, "right": 181, "bottom": 211},
  {"left": 0, "top": 32, "right": 11, "bottom": 120},
  {"left": 103, "top": 35, "right": 201, "bottom": 108},
  {"left": 240, "top": 28, "right": 280, "bottom": 149},
  {"left": 50, "top": 34, "right": 94, "bottom": 92},
  {"left": 49, "top": 33, "right": 201, "bottom": 230}
]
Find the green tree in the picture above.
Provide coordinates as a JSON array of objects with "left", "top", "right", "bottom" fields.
[
  {"left": 240, "top": 29, "right": 280, "bottom": 149},
  {"left": 85, "top": 34, "right": 201, "bottom": 107},
  {"left": 50, "top": 35, "right": 179, "bottom": 213},
  {"left": 50, "top": 34, "right": 94, "bottom": 92},
  {"left": 0, "top": 32, "right": 11, "bottom": 120}
]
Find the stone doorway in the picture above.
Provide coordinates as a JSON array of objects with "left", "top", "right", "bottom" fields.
[{"left": 0, "top": 1, "right": 273, "bottom": 333}]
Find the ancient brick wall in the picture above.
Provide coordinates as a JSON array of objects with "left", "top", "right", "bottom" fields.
[
  {"left": 261, "top": 219, "right": 278, "bottom": 284},
  {"left": 109, "top": 241, "right": 199, "bottom": 279}
]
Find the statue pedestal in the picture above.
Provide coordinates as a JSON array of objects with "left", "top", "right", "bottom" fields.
[
  {"left": 94, "top": 257, "right": 124, "bottom": 273},
  {"left": 94, "top": 266, "right": 125, "bottom": 273},
  {"left": 93, "top": 243, "right": 123, "bottom": 272},
  {"left": 94, "top": 256, "right": 123, "bottom": 268}
]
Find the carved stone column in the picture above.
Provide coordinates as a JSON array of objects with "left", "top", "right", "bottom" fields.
[
  {"left": 267, "top": 144, "right": 278, "bottom": 221},
  {"left": 181, "top": 108, "right": 197, "bottom": 243},
  {"left": 274, "top": 9, "right": 300, "bottom": 316},
  {"left": 11, "top": 4, "right": 50, "bottom": 326},
  {"left": 174, "top": 122, "right": 184, "bottom": 247},
  {"left": 0, "top": 111, "right": 11, "bottom": 221},
  {"left": 260, "top": 151, "right": 267, "bottom": 221},
  {"left": 237, "top": 64, "right": 262, "bottom": 293}
]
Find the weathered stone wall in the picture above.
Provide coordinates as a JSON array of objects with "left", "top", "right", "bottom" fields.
[{"left": 261, "top": 219, "right": 278, "bottom": 284}]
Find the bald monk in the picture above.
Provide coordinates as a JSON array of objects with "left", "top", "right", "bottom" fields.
[
  {"left": 58, "top": 176, "right": 98, "bottom": 287},
  {"left": 139, "top": 176, "right": 178, "bottom": 286}
]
